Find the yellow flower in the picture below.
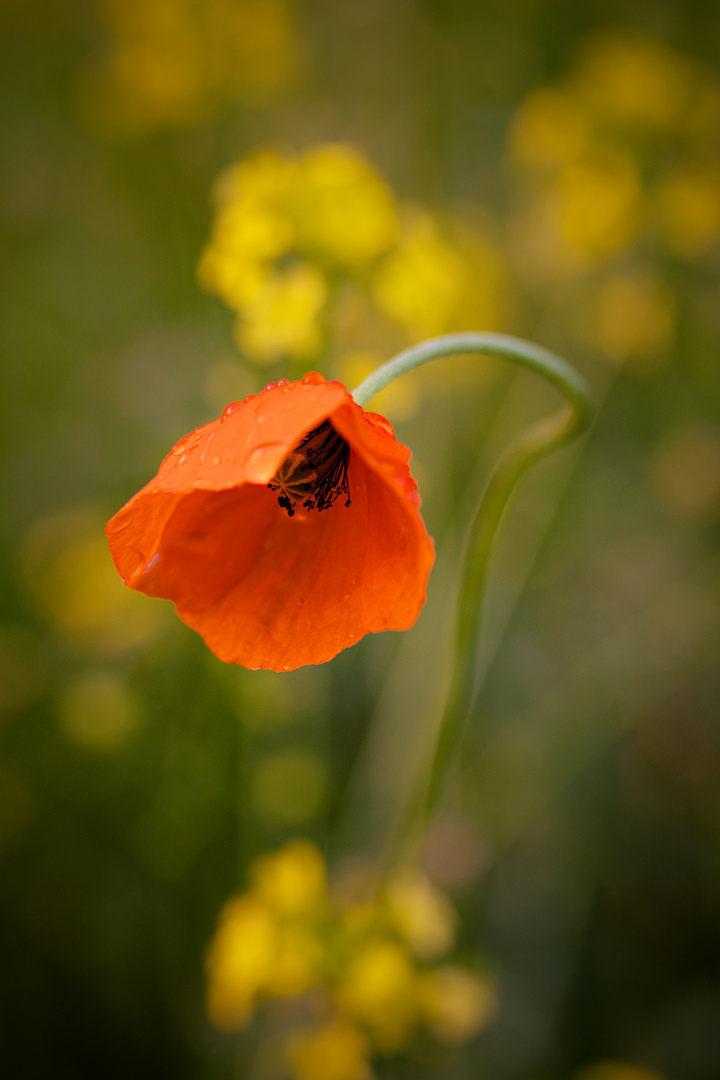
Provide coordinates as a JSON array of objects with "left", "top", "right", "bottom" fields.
[
  {"left": 589, "top": 270, "right": 675, "bottom": 364},
  {"left": 337, "top": 940, "right": 419, "bottom": 1052},
  {"left": 81, "top": 0, "right": 301, "bottom": 132},
  {"left": 205, "top": 896, "right": 277, "bottom": 1029},
  {"left": 251, "top": 839, "right": 327, "bottom": 915},
  {"left": 373, "top": 211, "right": 466, "bottom": 338},
  {"left": 198, "top": 150, "right": 297, "bottom": 308},
  {"left": 385, "top": 869, "right": 456, "bottom": 960},
  {"left": 206, "top": 842, "right": 330, "bottom": 1030},
  {"left": 571, "top": 31, "right": 697, "bottom": 130},
  {"left": 418, "top": 966, "right": 495, "bottom": 1044},
  {"left": 23, "top": 509, "right": 166, "bottom": 657},
  {"left": 506, "top": 149, "right": 641, "bottom": 285},
  {"left": 295, "top": 144, "right": 399, "bottom": 267},
  {"left": 654, "top": 162, "right": 720, "bottom": 258},
  {"left": 290, "top": 1019, "right": 370, "bottom": 1080},
  {"left": 267, "top": 923, "right": 324, "bottom": 997},
  {"left": 550, "top": 151, "right": 641, "bottom": 264},
  {"left": 509, "top": 88, "right": 589, "bottom": 170},
  {"left": 205, "top": 840, "right": 494, "bottom": 1062},
  {"left": 234, "top": 263, "right": 327, "bottom": 362}
]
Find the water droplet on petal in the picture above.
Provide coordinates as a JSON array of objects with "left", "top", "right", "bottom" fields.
[
  {"left": 246, "top": 442, "right": 287, "bottom": 483},
  {"left": 212, "top": 456, "right": 221, "bottom": 466},
  {"left": 221, "top": 401, "right": 241, "bottom": 420},
  {"left": 172, "top": 443, "right": 186, "bottom": 455}
]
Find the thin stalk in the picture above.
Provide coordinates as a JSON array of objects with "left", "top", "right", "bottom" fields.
[{"left": 351, "top": 333, "right": 593, "bottom": 871}]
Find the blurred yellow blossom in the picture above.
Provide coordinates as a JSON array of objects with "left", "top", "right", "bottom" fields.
[
  {"left": 205, "top": 840, "right": 493, "bottom": 1077},
  {"left": 506, "top": 30, "right": 720, "bottom": 301},
  {"left": 507, "top": 152, "right": 641, "bottom": 284},
  {"left": 654, "top": 162, "right": 720, "bottom": 258},
  {"left": 290, "top": 1019, "right": 371, "bottom": 1080},
  {"left": 205, "top": 895, "right": 277, "bottom": 1029},
  {"left": 201, "top": 144, "right": 402, "bottom": 363},
  {"left": 295, "top": 144, "right": 399, "bottom": 267},
  {"left": 373, "top": 210, "right": 466, "bottom": 339},
  {"left": 200, "top": 143, "right": 483, "bottom": 367},
  {"left": 58, "top": 669, "right": 142, "bottom": 752},
  {"left": 251, "top": 839, "right": 327, "bottom": 914},
  {"left": 23, "top": 509, "right": 167, "bottom": 657},
  {"left": 81, "top": 0, "right": 302, "bottom": 132},
  {"left": 571, "top": 32, "right": 699, "bottom": 131},
  {"left": 418, "top": 965, "right": 495, "bottom": 1044},
  {"left": 551, "top": 152, "right": 641, "bottom": 265},
  {"left": 267, "top": 923, "right": 325, "bottom": 997},
  {"left": 336, "top": 940, "right": 419, "bottom": 1052},
  {"left": 589, "top": 270, "right": 675, "bottom": 364},
  {"left": 235, "top": 263, "right": 327, "bottom": 363},
  {"left": 385, "top": 868, "right": 456, "bottom": 959},
  {"left": 199, "top": 150, "right": 298, "bottom": 305},
  {"left": 509, "top": 88, "right": 590, "bottom": 170}
]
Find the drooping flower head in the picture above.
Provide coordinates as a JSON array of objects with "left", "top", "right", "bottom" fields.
[{"left": 106, "top": 373, "right": 434, "bottom": 671}]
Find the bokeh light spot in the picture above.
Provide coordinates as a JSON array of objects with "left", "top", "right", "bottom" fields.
[{"left": 58, "top": 669, "right": 142, "bottom": 752}]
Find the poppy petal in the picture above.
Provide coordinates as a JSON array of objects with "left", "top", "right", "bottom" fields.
[{"left": 106, "top": 375, "right": 434, "bottom": 671}]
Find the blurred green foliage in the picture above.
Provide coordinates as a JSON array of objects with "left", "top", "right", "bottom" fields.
[{"left": 1, "top": 1, "right": 720, "bottom": 1078}]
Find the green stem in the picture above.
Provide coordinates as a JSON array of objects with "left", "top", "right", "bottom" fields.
[{"left": 351, "top": 333, "right": 593, "bottom": 870}]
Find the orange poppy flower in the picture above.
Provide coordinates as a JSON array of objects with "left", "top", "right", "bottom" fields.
[{"left": 106, "top": 373, "right": 434, "bottom": 671}]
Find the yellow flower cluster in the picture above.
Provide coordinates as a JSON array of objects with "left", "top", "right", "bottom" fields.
[
  {"left": 80, "top": 0, "right": 301, "bottom": 131},
  {"left": 199, "top": 143, "right": 508, "bottom": 372},
  {"left": 205, "top": 840, "right": 494, "bottom": 1080},
  {"left": 507, "top": 31, "right": 720, "bottom": 366}
]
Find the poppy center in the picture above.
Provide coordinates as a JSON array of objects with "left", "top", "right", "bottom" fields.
[{"left": 268, "top": 419, "right": 352, "bottom": 518}]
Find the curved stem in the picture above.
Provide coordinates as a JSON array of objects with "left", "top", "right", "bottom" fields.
[
  {"left": 351, "top": 333, "right": 593, "bottom": 872},
  {"left": 352, "top": 332, "right": 592, "bottom": 439}
]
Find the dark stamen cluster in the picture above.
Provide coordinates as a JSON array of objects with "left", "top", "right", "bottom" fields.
[{"left": 268, "top": 420, "right": 352, "bottom": 518}]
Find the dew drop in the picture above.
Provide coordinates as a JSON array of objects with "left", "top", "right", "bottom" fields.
[
  {"left": 172, "top": 443, "right": 186, "bottom": 455},
  {"left": 246, "top": 442, "right": 287, "bottom": 483},
  {"left": 221, "top": 401, "right": 240, "bottom": 420}
]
